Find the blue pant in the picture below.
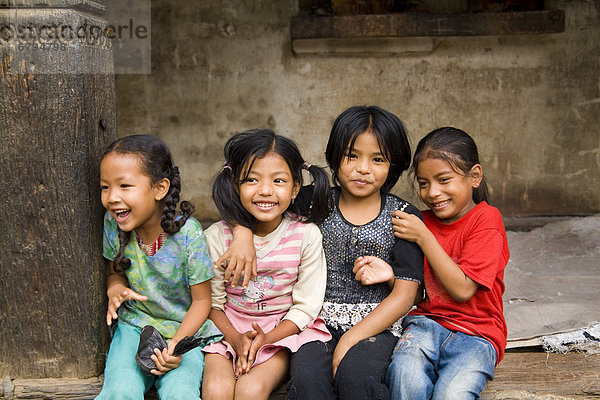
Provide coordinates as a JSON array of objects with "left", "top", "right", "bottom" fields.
[
  {"left": 96, "top": 322, "right": 205, "bottom": 400},
  {"left": 385, "top": 315, "right": 497, "bottom": 400}
]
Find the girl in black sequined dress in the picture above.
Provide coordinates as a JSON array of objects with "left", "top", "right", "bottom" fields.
[{"left": 221, "top": 107, "right": 424, "bottom": 400}]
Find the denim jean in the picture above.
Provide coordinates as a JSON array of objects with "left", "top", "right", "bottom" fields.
[
  {"left": 385, "top": 315, "right": 497, "bottom": 400},
  {"left": 96, "top": 322, "right": 205, "bottom": 400},
  {"left": 286, "top": 325, "right": 397, "bottom": 400}
]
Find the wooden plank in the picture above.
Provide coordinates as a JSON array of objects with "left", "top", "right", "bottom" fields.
[
  {"left": 290, "top": 10, "right": 565, "bottom": 39},
  {"left": 271, "top": 351, "right": 600, "bottom": 399},
  {"left": 2, "top": 352, "right": 598, "bottom": 399},
  {"left": 10, "top": 378, "right": 103, "bottom": 400},
  {"left": 482, "top": 352, "right": 600, "bottom": 399}
]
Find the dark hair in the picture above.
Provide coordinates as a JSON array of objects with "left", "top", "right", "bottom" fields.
[
  {"left": 102, "top": 134, "right": 195, "bottom": 271},
  {"left": 413, "top": 127, "right": 489, "bottom": 204},
  {"left": 325, "top": 105, "right": 411, "bottom": 193},
  {"left": 212, "top": 129, "right": 331, "bottom": 229}
]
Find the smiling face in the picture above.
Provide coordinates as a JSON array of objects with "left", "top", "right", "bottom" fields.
[
  {"left": 336, "top": 130, "right": 390, "bottom": 204},
  {"left": 238, "top": 152, "right": 300, "bottom": 236},
  {"left": 416, "top": 157, "right": 482, "bottom": 224},
  {"left": 100, "top": 153, "right": 169, "bottom": 242}
]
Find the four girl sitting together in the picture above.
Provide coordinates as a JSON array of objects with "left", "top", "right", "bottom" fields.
[{"left": 96, "top": 106, "right": 509, "bottom": 400}]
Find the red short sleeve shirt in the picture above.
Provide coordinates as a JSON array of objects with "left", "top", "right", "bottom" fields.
[{"left": 409, "top": 202, "right": 510, "bottom": 362}]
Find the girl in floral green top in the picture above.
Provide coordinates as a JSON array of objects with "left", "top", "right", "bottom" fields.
[{"left": 96, "top": 135, "right": 221, "bottom": 400}]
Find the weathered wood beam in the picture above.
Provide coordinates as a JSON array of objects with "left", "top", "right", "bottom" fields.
[
  {"left": 0, "top": 352, "right": 599, "bottom": 399},
  {"left": 482, "top": 351, "right": 600, "bottom": 399},
  {"left": 0, "top": 0, "right": 116, "bottom": 380},
  {"left": 291, "top": 10, "right": 565, "bottom": 39}
]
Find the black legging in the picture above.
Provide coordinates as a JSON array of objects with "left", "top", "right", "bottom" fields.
[{"left": 286, "top": 325, "right": 398, "bottom": 400}]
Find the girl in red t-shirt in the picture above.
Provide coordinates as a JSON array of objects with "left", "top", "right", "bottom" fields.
[{"left": 369, "top": 127, "right": 510, "bottom": 399}]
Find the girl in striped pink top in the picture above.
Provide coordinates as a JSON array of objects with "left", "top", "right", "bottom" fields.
[{"left": 201, "top": 129, "right": 333, "bottom": 400}]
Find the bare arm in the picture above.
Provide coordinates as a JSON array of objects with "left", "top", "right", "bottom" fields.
[
  {"left": 246, "top": 319, "right": 300, "bottom": 370},
  {"left": 105, "top": 260, "right": 147, "bottom": 326},
  {"left": 208, "top": 308, "right": 240, "bottom": 345},
  {"left": 284, "top": 224, "right": 327, "bottom": 330},
  {"left": 214, "top": 225, "right": 257, "bottom": 288},
  {"left": 172, "top": 281, "right": 212, "bottom": 342},
  {"left": 392, "top": 210, "right": 478, "bottom": 302},
  {"left": 332, "top": 278, "right": 419, "bottom": 377},
  {"left": 208, "top": 308, "right": 258, "bottom": 376},
  {"left": 151, "top": 282, "right": 212, "bottom": 375}
]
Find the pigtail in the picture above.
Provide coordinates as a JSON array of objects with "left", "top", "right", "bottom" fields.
[
  {"left": 300, "top": 162, "right": 332, "bottom": 225},
  {"left": 161, "top": 166, "right": 195, "bottom": 234},
  {"left": 113, "top": 228, "right": 132, "bottom": 272},
  {"left": 180, "top": 200, "right": 195, "bottom": 219},
  {"left": 212, "top": 164, "right": 254, "bottom": 229}
]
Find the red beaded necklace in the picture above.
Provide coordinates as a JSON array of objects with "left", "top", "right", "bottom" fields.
[{"left": 136, "top": 231, "right": 167, "bottom": 257}]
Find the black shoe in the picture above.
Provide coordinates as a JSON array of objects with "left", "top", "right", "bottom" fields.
[
  {"left": 135, "top": 325, "right": 205, "bottom": 374},
  {"left": 136, "top": 325, "right": 167, "bottom": 374}
]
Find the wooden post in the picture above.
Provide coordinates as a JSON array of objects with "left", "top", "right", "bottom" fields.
[{"left": 0, "top": 1, "right": 116, "bottom": 379}]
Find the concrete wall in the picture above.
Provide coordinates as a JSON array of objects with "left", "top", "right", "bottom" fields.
[{"left": 115, "top": 0, "right": 600, "bottom": 220}]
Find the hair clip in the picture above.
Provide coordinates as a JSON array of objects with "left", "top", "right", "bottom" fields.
[
  {"left": 302, "top": 161, "right": 312, "bottom": 170},
  {"left": 171, "top": 166, "right": 179, "bottom": 175}
]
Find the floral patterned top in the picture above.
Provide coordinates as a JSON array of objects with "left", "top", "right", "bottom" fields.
[{"left": 102, "top": 212, "right": 222, "bottom": 344}]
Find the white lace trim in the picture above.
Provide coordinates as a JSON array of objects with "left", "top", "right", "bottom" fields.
[{"left": 319, "top": 301, "right": 404, "bottom": 337}]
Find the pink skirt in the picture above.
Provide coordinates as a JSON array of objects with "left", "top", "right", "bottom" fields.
[{"left": 202, "top": 307, "right": 331, "bottom": 372}]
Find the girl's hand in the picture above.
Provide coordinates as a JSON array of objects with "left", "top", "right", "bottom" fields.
[
  {"left": 106, "top": 284, "right": 148, "bottom": 326},
  {"left": 150, "top": 339, "right": 182, "bottom": 376},
  {"left": 332, "top": 333, "right": 357, "bottom": 378},
  {"left": 215, "top": 225, "right": 257, "bottom": 288},
  {"left": 392, "top": 210, "right": 430, "bottom": 244},
  {"left": 246, "top": 321, "right": 267, "bottom": 371},
  {"left": 241, "top": 319, "right": 298, "bottom": 374},
  {"left": 353, "top": 256, "right": 394, "bottom": 286},
  {"left": 230, "top": 329, "right": 258, "bottom": 376}
]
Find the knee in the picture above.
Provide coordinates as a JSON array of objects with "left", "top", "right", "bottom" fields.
[
  {"left": 433, "top": 373, "right": 489, "bottom": 400},
  {"left": 336, "top": 369, "right": 389, "bottom": 400},
  {"left": 288, "top": 344, "right": 333, "bottom": 393},
  {"left": 386, "top": 359, "right": 432, "bottom": 400},
  {"left": 98, "top": 383, "right": 144, "bottom": 400},
  {"left": 287, "top": 368, "right": 335, "bottom": 400},
  {"left": 203, "top": 384, "right": 234, "bottom": 400},
  {"left": 289, "top": 367, "right": 324, "bottom": 389},
  {"left": 287, "top": 374, "right": 307, "bottom": 394},
  {"left": 202, "top": 374, "right": 234, "bottom": 400},
  {"left": 433, "top": 384, "right": 472, "bottom": 400},
  {"left": 160, "top": 388, "right": 200, "bottom": 400},
  {"left": 234, "top": 379, "right": 271, "bottom": 400},
  {"left": 159, "top": 378, "right": 202, "bottom": 400},
  {"left": 335, "top": 362, "right": 363, "bottom": 388},
  {"left": 336, "top": 361, "right": 383, "bottom": 396},
  {"left": 386, "top": 353, "right": 409, "bottom": 383},
  {"left": 387, "top": 343, "right": 432, "bottom": 383}
]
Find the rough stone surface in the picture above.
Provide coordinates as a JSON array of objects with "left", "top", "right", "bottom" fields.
[{"left": 115, "top": 0, "right": 600, "bottom": 220}]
